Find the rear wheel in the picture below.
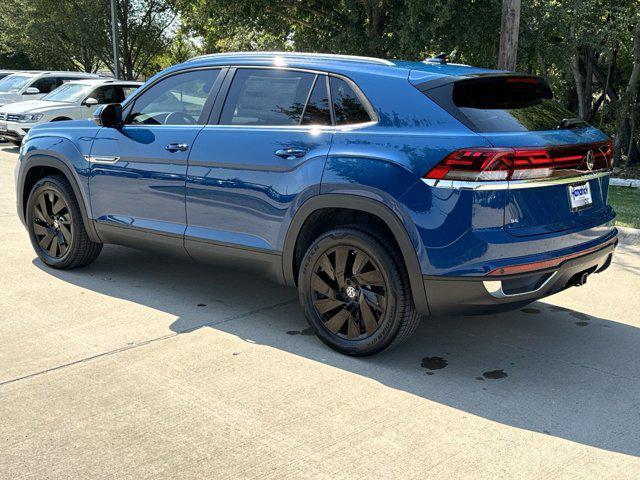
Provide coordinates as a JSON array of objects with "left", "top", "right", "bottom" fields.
[
  {"left": 298, "top": 227, "right": 420, "bottom": 356},
  {"left": 26, "top": 175, "right": 102, "bottom": 269}
]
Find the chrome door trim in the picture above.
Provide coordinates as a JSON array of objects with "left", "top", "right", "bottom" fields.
[{"left": 85, "top": 155, "right": 120, "bottom": 164}]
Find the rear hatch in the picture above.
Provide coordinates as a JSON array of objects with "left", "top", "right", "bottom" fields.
[{"left": 419, "top": 74, "right": 614, "bottom": 237}]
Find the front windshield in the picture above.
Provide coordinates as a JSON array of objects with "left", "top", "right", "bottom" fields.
[
  {"left": 0, "top": 75, "right": 32, "bottom": 92},
  {"left": 43, "top": 83, "right": 94, "bottom": 103}
]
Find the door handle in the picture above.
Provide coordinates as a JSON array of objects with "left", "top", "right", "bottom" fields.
[
  {"left": 274, "top": 148, "right": 307, "bottom": 160},
  {"left": 165, "top": 143, "right": 189, "bottom": 152}
]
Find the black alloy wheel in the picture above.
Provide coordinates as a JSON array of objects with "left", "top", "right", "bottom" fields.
[
  {"left": 26, "top": 175, "right": 103, "bottom": 269},
  {"left": 310, "top": 245, "right": 387, "bottom": 340},
  {"left": 298, "top": 227, "right": 420, "bottom": 356},
  {"left": 32, "top": 189, "right": 73, "bottom": 258}
]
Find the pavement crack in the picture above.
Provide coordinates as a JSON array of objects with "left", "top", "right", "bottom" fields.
[{"left": 0, "top": 298, "right": 297, "bottom": 388}]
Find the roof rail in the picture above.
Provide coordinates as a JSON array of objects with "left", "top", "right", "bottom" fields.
[{"left": 189, "top": 51, "right": 395, "bottom": 66}]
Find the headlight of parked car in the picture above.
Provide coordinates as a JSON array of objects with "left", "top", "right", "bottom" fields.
[{"left": 18, "top": 113, "right": 43, "bottom": 123}]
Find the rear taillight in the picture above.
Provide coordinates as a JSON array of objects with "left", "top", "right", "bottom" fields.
[{"left": 424, "top": 140, "right": 613, "bottom": 182}]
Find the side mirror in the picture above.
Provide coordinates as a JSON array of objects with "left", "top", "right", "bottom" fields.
[
  {"left": 94, "top": 103, "right": 123, "bottom": 127},
  {"left": 84, "top": 97, "right": 99, "bottom": 106},
  {"left": 24, "top": 87, "right": 40, "bottom": 95}
]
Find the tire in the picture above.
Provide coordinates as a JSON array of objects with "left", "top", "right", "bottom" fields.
[
  {"left": 298, "top": 226, "right": 420, "bottom": 356},
  {"left": 26, "top": 175, "right": 102, "bottom": 269}
]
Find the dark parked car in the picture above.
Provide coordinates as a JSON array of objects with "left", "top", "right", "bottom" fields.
[{"left": 15, "top": 52, "right": 617, "bottom": 355}]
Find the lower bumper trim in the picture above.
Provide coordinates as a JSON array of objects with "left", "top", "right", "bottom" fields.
[{"left": 424, "top": 239, "right": 616, "bottom": 316}]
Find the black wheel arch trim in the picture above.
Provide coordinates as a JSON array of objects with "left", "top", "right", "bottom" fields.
[
  {"left": 282, "top": 194, "right": 430, "bottom": 315},
  {"left": 18, "top": 155, "right": 101, "bottom": 243}
]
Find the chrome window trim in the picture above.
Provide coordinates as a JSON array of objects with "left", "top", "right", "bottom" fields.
[
  {"left": 421, "top": 170, "right": 611, "bottom": 190},
  {"left": 483, "top": 272, "right": 558, "bottom": 299},
  {"left": 200, "top": 120, "right": 377, "bottom": 131}
]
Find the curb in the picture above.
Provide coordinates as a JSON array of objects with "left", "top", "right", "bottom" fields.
[{"left": 611, "top": 178, "right": 640, "bottom": 188}]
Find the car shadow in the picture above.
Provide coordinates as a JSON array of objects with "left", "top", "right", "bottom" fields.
[
  {"left": 0, "top": 144, "right": 19, "bottom": 154},
  {"left": 34, "top": 244, "right": 640, "bottom": 457}
]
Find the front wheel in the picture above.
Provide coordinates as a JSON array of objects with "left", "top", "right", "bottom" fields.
[
  {"left": 298, "top": 227, "right": 420, "bottom": 356},
  {"left": 26, "top": 175, "right": 103, "bottom": 269}
]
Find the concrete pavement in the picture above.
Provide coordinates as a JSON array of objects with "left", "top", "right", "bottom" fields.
[{"left": 1, "top": 145, "right": 640, "bottom": 479}]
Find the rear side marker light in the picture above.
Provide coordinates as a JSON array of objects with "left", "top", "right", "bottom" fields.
[
  {"left": 424, "top": 140, "right": 613, "bottom": 182},
  {"left": 487, "top": 238, "right": 617, "bottom": 276}
]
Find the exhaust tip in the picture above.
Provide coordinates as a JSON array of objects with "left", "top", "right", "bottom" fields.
[{"left": 568, "top": 270, "right": 593, "bottom": 288}]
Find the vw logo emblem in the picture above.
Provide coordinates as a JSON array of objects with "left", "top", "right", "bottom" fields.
[
  {"left": 585, "top": 150, "right": 595, "bottom": 170},
  {"left": 345, "top": 286, "right": 357, "bottom": 299}
]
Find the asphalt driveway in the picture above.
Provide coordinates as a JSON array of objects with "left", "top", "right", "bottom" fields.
[{"left": 1, "top": 144, "right": 640, "bottom": 479}]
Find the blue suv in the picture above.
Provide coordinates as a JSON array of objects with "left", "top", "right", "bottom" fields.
[{"left": 15, "top": 52, "right": 618, "bottom": 355}]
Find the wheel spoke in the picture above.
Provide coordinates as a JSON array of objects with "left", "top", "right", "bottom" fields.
[
  {"left": 333, "top": 246, "right": 349, "bottom": 289},
  {"left": 37, "top": 194, "right": 52, "bottom": 223},
  {"left": 59, "top": 223, "right": 72, "bottom": 244},
  {"left": 318, "top": 254, "right": 335, "bottom": 280},
  {"left": 311, "top": 273, "right": 339, "bottom": 299},
  {"left": 48, "top": 236, "right": 58, "bottom": 257},
  {"left": 57, "top": 234, "right": 67, "bottom": 255},
  {"left": 324, "top": 308, "right": 350, "bottom": 334},
  {"left": 351, "top": 250, "right": 368, "bottom": 276},
  {"left": 353, "top": 269, "right": 384, "bottom": 287},
  {"left": 362, "top": 288, "right": 386, "bottom": 311},
  {"left": 38, "top": 232, "right": 53, "bottom": 250},
  {"left": 346, "top": 314, "right": 360, "bottom": 338},
  {"left": 34, "top": 206, "right": 47, "bottom": 223},
  {"left": 51, "top": 196, "right": 66, "bottom": 215},
  {"left": 33, "top": 222, "right": 48, "bottom": 236},
  {"left": 312, "top": 297, "right": 344, "bottom": 315},
  {"left": 358, "top": 295, "right": 379, "bottom": 334}
]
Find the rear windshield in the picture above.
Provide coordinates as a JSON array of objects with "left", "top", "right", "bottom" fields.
[{"left": 423, "top": 76, "right": 582, "bottom": 132}]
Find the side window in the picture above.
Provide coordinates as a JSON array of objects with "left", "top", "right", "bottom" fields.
[
  {"left": 127, "top": 69, "right": 220, "bottom": 125},
  {"left": 91, "top": 85, "right": 125, "bottom": 104},
  {"left": 59, "top": 77, "right": 79, "bottom": 86},
  {"left": 301, "top": 76, "right": 332, "bottom": 126},
  {"left": 330, "top": 77, "right": 373, "bottom": 125},
  {"left": 30, "top": 77, "right": 58, "bottom": 94},
  {"left": 219, "top": 69, "right": 315, "bottom": 126},
  {"left": 121, "top": 85, "right": 138, "bottom": 100}
]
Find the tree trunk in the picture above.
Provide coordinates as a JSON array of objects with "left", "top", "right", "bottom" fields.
[
  {"left": 571, "top": 55, "right": 587, "bottom": 119},
  {"left": 497, "top": 0, "right": 521, "bottom": 71},
  {"left": 615, "top": 22, "right": 640, "bottom": 167}
]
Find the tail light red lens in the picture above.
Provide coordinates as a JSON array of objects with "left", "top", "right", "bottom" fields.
[{"left": 425, "top": 140, "right": 613, "bottom": 182}]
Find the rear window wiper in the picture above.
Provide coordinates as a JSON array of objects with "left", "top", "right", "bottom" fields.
[{"left": 557, "top": 117, "right": 588, "bottom": 129}]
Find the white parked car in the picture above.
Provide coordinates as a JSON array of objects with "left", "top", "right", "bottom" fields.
[
  {"left": 0, "top": 70, "right": 28, "bottom": 82},
  {"left": 0, "top": 78, "right": 141, "bottom": 145},
  {"left": 0, "top": 71, "right": 102, "bottom": 108}
]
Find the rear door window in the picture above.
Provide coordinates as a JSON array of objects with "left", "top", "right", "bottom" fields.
[
  {"left": 301, "top": 76, "right": 331, "bottom": 126},
  {"left": 330, "top": 77, "right": 373, "bottom": 125},
  {"left": 30, "top": 77, "right": 58, "bottom": 94},
  {"left": 92, "top": 85, "right": 126, "bottom": 104},
  {"left": 220, "top": 69, "right": 315, "bottom": 126}
]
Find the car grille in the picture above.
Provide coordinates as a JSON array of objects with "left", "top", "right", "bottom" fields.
[{"left": 0, "top": 113, "right": 20, "bottom": 122}]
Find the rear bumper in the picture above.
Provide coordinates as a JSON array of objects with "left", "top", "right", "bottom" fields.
[{"left": 424, "top": 236, "right": 617, "bottom": 315}]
